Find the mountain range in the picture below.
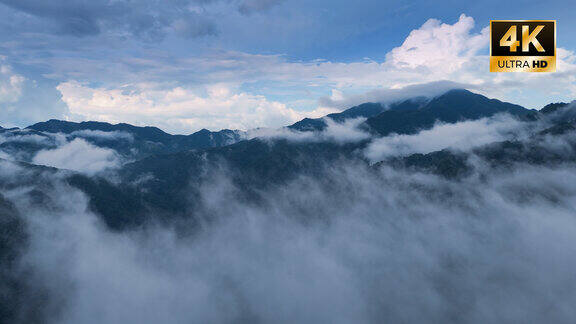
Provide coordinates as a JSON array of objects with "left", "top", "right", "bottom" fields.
[
  {"left": 2, "top": 88, "right": 576, "bottom": 322},
  {"left": 0, "top": 89, "right": 538, "bottom": 162},
  {"left": 0, "top": 89, "right": 572, "bottom": 230}
]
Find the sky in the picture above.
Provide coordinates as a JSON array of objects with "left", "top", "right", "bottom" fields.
[{"left": 0, "top": 0, "right": 575, "bottom": 133}]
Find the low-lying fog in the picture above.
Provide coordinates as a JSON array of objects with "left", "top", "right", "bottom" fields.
[{"left": 2, "top": 105, "right": 576, "bottom": 323}]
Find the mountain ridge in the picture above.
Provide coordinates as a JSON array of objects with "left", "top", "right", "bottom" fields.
[
  {"left": 1, "top": 88, "right": 575, "bottom": 231},
  {"left": 363, "top": 89, "right": 531, "bottom": 136}
]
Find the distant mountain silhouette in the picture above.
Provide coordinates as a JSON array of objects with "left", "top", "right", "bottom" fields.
[
  {"left": 28, "top": 120, "right": 170, "bottom": 142},
  {"left": 288, "top": 90, "right": 528, "bottom": 135},
  {"left": 540, "top": 102, "right": 569, "bottom": 114},
  {"left": 25, "top": 119, "right": 244, "bottom": 159},
  {"left": 364, "top": 89, "right": 529, "bottom": 136}
]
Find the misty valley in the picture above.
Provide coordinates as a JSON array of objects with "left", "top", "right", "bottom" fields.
[{"left": 2, "top": 89, "right": 576, "bottom": 323}]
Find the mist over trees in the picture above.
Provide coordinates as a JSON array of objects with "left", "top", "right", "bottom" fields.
[{"left": 2, "top": 90, "right": 576, "bottom": 323}]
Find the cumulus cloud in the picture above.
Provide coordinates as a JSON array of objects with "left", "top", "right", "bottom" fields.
[
  {"left": 32, "top": 138, "right": 121, "bottom": 174},
  {"left": 2, "top": 13, "right": 576, "bottom": 130},
  {"left": 322, "top": 15, "right": 576, "bottom": 109},
  {"left": 0, "top": 59, "right": 68, "bottom": 128},
  {"left": 44, "top": 14, "right": 575, "bottom": 118},
  {"left": 387, "top": 14, "right": 487, "bottom": 71},
  {"left": 0, "top": 62, "right": 25, "bottom": 104},
  {"left": 57, "top": 81, "right": 333, "bottom": 133}
]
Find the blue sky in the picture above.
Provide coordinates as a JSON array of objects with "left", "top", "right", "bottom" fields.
[{"left": 1, "top": 0, "right": 575, "bottom": 133}]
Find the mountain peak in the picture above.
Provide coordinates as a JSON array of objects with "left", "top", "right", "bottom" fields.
[
  {"left": 431, "top": 88, "right": 489, "bottom": 103},
  {"left": 27, "top": 119, "right": 171, "bottom": 139},
  {"left": 540, "top": 102, "right": 569, "bottom": 114},
  {"left": 364, "top": 90, "right": 529, "bottom": 136},
  {"left": 194, "top": 128, "right": 212, "bottom": 135},
  {"left": 443, "top": 88, "right": 474, "bottom": 94},
  {"left": 425, "top": 89, "right": 527, "bottom": 115}
]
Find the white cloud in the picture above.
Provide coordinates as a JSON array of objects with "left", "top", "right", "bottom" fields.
[
  {"left": 0, "top": 132, "right": 52, "bottom": 145},
  {"left": 364, "top": 114, "right": 526, "bottom": 163},
  {"left": 387, "top": 14, "right": 487, "bottom": 72},
  {"left": 320, "top": 80, "right": 470, "bottom": 110},
  {"left": 33, "top": 138, "right": 121, "bottom": 174},
  {"left": 247, "top": 118, "right": 370, "bottom": 144},
  {"left": 0, "top": 62, "right": 25, "bottom": 104},
  {"left": 4, "top": 14, "right": 575, "bottom": 130},
  {"left": 58, "top": 15, "right": 576, "bottom": 124},
  {"left": 321, "top": 15, "right": 576, "bottom": 110},
  {"left": 0, "top": 149, "right": 12, "bottom": 161},
  {"left": 57, "top": 81, "right": 335, "bottom": 134},
  {"left": 70, "top": 130, "right": 134, "bottom": 142},
  {"left": 0, "top": 58, "right": 68, "bottom": 128},
  {"left": 10, "top": 143, "right": 576, "bottom": 323},
  {"left": 0, "top": 129, "right": 61, "bottom": 162},
  {"left": 222, "top": 15, "right": 574, "bottom": 110}
]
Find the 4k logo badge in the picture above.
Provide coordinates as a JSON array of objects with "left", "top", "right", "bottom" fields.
[{"left": 490, "top": 20, "right": 556, "bottom": 72}]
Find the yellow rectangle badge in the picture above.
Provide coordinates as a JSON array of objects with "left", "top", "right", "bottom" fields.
[{"left": 490, "top": 20, "right": 556, "bottom": 72}]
